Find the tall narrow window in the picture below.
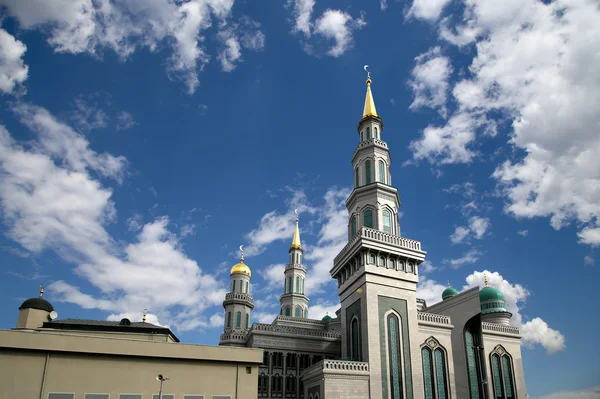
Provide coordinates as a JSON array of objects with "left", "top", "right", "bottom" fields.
[
  {"left": 287, "top": 276, "right": 292, "bottom": 293},
  {"left": 351, "top": 318, "right": 360, "bottom": 361},
  {"left": 361, "top": 132, "right": 364, "bottom": 141},
  {"left": 365, "top": 160, "right": 372, "bottom": 184},
  {"left": 379, "top": 160, "right": 385, "bottom": 183},
  {"left": 302, "top": 278, "right": 305, "bottom": 294},
  {"left": 422, "top": 347, "right": 434, "bottom": 399},
  {"left": 364, "top": 209, "right": 373, "bottom": 228},
  {"left": 502, "top": 356, "right": 514, "bottom": 398},
  {"left": 304, "top": 309, "right": 308, "bottom": 318},
  {"left": 299, "top": 254, "right": 302, "bottom": 264},
  {"left": 245, "top": 313, "right": 249, "bottom": 329},
  {"left": 491, "top": 348, "right": 516, "bottom": 399},
  {"left": 246, "top": 281, "right": 249, "bottom": 294},
  {"left": 296, "top": 276, "right": 300, "bottom": 293},
  {"left": 387, "top": 313, "right": 403, "bottom": 399},
  {"left": 355, "top": 167, "right": 359, "bottom": 188},
  {"left": 231, "top": 280, "right": 234, "bottom": 292},
  {"left": 375, "top": 127, "right": 378, "bottom": 139},
  {"left": 367, "top": 127, "right": 371, "bottom": 139},
  {"left": 465, "top": 330, "right": 481, "bottom": 399},
  {"left": 295, "top": 307, "right": 301, "bottom": 317},
  {"left": 435, "top": 348, "right": 448, "bottom": 399},
  {"left": 383, "top": 209, "right": 392, "bottom": 233},
  {"left": 285, "top": 306, "right": 291, "bottom": 316},
  {"left": 491, "top": 354, "right": 503, "bottom": 399},
  {"left": 227, "top": 311, "right": 232, "bottom": 328},
  {"left": 236, "top": 311, "right": 241, "bottom": 328},
  {"left": 351, "top": 216, "right": 357, "bottom": 236}
]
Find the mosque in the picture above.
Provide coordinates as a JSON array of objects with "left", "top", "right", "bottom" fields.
[{"left": 218, "top": 72, "right": 528, "bottom": 399}]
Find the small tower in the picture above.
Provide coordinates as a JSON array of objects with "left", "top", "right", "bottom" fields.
[
  {"left": 480, "top": 274, "right": 512, "bottom": 325},
  {"left": 220, "top": 246, "right": 254, "bottom": 346},
  {"left": 442, "top": 281, "right": 459, "bottom": 301},
  {"left": 280, "top": 211, "right": 309, "bottom": 318},
  {"left": 16, "top": 284, "right": 55, "bottom": 329}
]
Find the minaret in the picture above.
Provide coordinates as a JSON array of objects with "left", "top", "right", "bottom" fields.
[
  {"left": 279, "top": 211, "right": 309, "bottom": 318},
  {"left": 330, "top": 69, "right": 427, "bottom": 397},
  {"left": 220, "top": 246, "right": 254, "bottom": 346}
]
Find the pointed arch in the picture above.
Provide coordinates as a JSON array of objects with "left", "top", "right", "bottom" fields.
[
  {"left": 365, "top": 160, "right": 372, "bottom": 184},
  {"left": 350, "top": 316, "right": 361, "bottom": 361},
  {"left": 235, "top": 311, "right": 241, "bottom": 328},
  {"left": 382, "top": 208, "right": 392, "bottom": 233},
  {"left": 364, "top": 208, "right": 374, "bottom": 228},
  {"left": 490, "top": 345, "right": 516, "bottom": 399},
  {"left": 366, "top": 127, "right": 371, "bottom": 140},
  {"left": 285, "top": 306, "right": 291, "bottom": 316},
  {"left": 378, "top": 159, "right": 386, "bottom": 183},
  {"left": 465, "top": 329, "right": 482, "bottom": 399},
  {"left": 295, "top": 306, "right": 302, "bottom": 318},
  {"left": 421, "top": 337, "right": 449, "bottom": 399},
  {"left": 384, "top": 310, "right": 405, "bottom": 399}
]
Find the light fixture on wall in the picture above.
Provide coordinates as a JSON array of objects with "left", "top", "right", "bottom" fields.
[{"left": 156, "top": 374, "right": 170, "bottom": 399}]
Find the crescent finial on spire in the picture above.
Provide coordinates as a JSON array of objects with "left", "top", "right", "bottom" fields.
[{"left": 239, "top": 245, "right": 244, "bottom": 262}]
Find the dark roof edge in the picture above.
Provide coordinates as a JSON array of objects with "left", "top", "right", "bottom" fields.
[{"left": 42, "top": 321, "right": 180, "bottom": 342}]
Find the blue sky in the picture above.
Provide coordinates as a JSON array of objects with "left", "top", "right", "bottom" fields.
[{"left": 0, "top": 0, "right": 599, "bottom": 398}]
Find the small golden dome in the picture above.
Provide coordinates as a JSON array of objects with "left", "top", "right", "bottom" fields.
[{"left": 230, "top": 261, "right": 251, "bottom": 277}]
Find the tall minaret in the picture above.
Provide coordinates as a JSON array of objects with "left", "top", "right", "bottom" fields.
[
  {"left": 220, "top": 246, "right": 254, "bottom": 346},
  {"left": 330, "top": 69, "right": 427, "bottom": 398},
  {"left": 279, "top": 211, "right": 309, "bottom": 318}
]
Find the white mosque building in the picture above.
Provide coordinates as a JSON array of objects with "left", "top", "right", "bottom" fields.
[{"left": 219, "top": 72, "right": 527, "bottom": 399}]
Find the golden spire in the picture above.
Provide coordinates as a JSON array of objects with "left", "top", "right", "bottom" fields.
[
  {"left": 39, "top": 284, "right": 44, "bottom": 298},
  {"left": 362, "top": 66, "right": 378, "bottom": 119},
  {"left": 483, "top": 273, "right": 488, "bottom": 287},
  {"left": 290, "top": 209, "right": 302, "bottom": 251},
  {"left": 142, "top": 308, "right": 147, "bottom": 323}
]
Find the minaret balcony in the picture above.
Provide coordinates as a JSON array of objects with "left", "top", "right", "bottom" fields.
[
  {"left": 331, "top": 227, "right": 426, "bottom": 276},
  {"left": 285, "top": 263, "right": 306, "bottom": 271},
  {"left": 352, "top": 138, "right": 388, "bottom": 160},
  {"left": 223, "top": 292, "right": 254, "bottom": 308}
]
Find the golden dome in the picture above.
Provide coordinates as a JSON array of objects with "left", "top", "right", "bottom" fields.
[{"left": 230, "top": 261, "right": 251, "bottom": 277}]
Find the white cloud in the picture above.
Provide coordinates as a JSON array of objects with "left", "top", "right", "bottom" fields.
[
  {"left": 419, "top": 260, "right": 437, "bottom": 275},
  {"left": 409, "top": 47, "right": 453, "bottom": 117},
  {"left": 1, "top": 0, "right": 264, "bottom": 94},
  {"left": 116, "top": 111, "right": 136, "bottom": 130},
  {"left": 450, "top": 226, "right": 470, "bottom": 244},
  {"left": 469, "top": 216, "right": 490, "bottom": 239},
  {"left": 518, "top": 229, "right": 529, "bottom": 237},
  {"left": 380, "top": 1, "right": 388, "bottom": 11},
  {"left": 407, "top": 0, "right": 600, "bottom": 245},
  {"left": 253, "top": 311, "right": 278, "bottom": 324},
  {"left": 446, "top": 248, "right": 481, "bottom": 268},
  {"left": 416, "top": 277, "right": 447, "bottom": 305},
  {"left": 259, "top": 263, "right": 286, "bottom": 290},
  {"left": 464, "top": 270, "right": 565, "bottom": 354},
  {"left": 534, "top": 385, "right": 600, "bottom": 399},
  {"left": 70, "top": 97, "right": 109, "bottom": 132},
  {"left": 217, "top": 29, "right": 242, "bottom": 72},
  {"left": 314, "top": 9, "right": 366, "bottom": 57},
  {"left": 407, "top": 0, "right": 452, "bottom": 21},
  {"left": 180, "top": 223, "right": 197, "bottom": 238},
  {"left": 308, "top": 302, "right": 339, "bottom": 320},
  {"left": 209, "top": 312, "right": 224, "bottom": 328},
  {"left": 584, "top": 255, "right": 595, "bottom": 266},
  {"left": 286, "top": 0, "right": 315, "bottom": 37},
  {"left": 0, "top": 28, "right": 28, "bottom": 94},
  {"left": 0, "top": 104, "right": 225, "bottom": 332},
  {"left": 107, "top": 311, "right": 166, "bottom": 327}
]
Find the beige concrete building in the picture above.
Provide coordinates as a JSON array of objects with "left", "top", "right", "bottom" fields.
[{"left": 1, "top": 290, "right": 263, "bottom": 399}]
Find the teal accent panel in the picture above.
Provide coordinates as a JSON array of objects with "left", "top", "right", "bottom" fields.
[
  {"left": 465, "top": 331, "right": 480, "bottom": 399},
  {"left": 422, "top": 348, "right": 434, "bottom": 399},
  {"left": 285, "top": 307, "right": 291, "bottom": 316},
  {"left": 378, "top": 296, "right": 413, "bottom": 399},
  {"left": 355, "top": 168, "right": 359, "bottom": 188},
  {"left": 364, "top": 209, "right": 373, "bottom": 228},
  {"left": 367, "top": 127, "right": 371, "bottom": 139},
  {"left": 502, "top": 356, "right": 514, "bottom": 397},
  {"left": 245, "top": 313, "right": 249, "bottom": 329},
  {"left": 389, "top": 315, "right": 402, "bottom": 399},
  {"left": 296, "top": 276, "right": 300, "bottom": 293},
  {"left": 379, "top": 160, "right": 385, "bottom": 183},
  {"left": 365, "top": 160, "right": 372, "bottom": 184},
  {"left": 227, "top": 311, "right": 231, "bottom": 328},
  {"left": 295, "top": 307, "right": 301, "bottom": 317},
  {"left": 435, "top": 348, "right": 448, "bottom": 399},
  {"left": 345, "top": 298, "right": 362, "bottom": 360},
  {"left": 236, "top": 311, "right": 241, "bottom": 328},
  {"left": 491, "top": 354, "right": 502, "bottom": 398},
  {"left": 383, "top": 209, "right": 392, "bottom": 233},
  {"left": 351, "top": 318, "right": 360, "bottom": 360}
]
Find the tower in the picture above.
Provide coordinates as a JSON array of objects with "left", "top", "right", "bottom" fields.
[
  {"left": 280, "top": 211, "right": 309, "bottom": 318},
  {"left": 220, "top": 247, "right": 254, "bottom": 346},
  {"left": 330, "top": 70, "right": 427, "bottom": 399},
  {"left": 16, "top": 284, "right": 55, "bottom": 329}
]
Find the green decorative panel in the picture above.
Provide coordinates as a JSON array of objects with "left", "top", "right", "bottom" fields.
[
  {"left": 246, "top": 314, "right": 249, "bottom": 329},
  {"left": 365, "top": 161, "right": 372, "bottom": 184},
  {"left": 345, "top": 298, "right": 362, "bottom": 359},
  {"left": 422, "top": 348, "right": 434, "bottom": 399},
  {"left": 364, "top": 209, "right": 373, "bottom": 228},
  {"left": 351, "top": 318, "right": 360, "bottom": 360},
  {"left": 236, "top": 311, "right": 241, "bottom": 328},
  {"left": 435, "top": 348, "right": 448, "bottom": 399},
  {"left": 379, "top": 160, "right": 385, "bottom": 183},
  {"left": 491, "top": 354, "right": 502, "bottom": 398},
  {"left": 383, "top": 209, "right": 392, "bottom": 233},
  {"left": 378, "top": 296, "right": 413, "bottom": 399},
  {"left": 389, "top": 315, "right": 402, "bottom": 399},
  {"left": 285, "top": 307, "right": 291, "bottom": 316},
  {"left": 465, "top": 331, "right": 480, "bottom": 399},
  {"left": 227, "top": 311, "right": 232, "bottom": 328},
  {"left": 367, "top": 127, "right": 371, "bottom": 139},
  {"left": 296, "top": 276, "right": 300, "bottom": 293},
  {"left": 295, "top": 307, "right": 301, "bottom": 317},
  {"left": 502, "top": 356, "right": 514, "bottom": 397}
]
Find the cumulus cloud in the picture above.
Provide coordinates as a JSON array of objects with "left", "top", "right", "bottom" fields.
[
  {"left": 409, "top": 47, "right": 453, "bottom": 117},
  {"left": 314, "top": 9, "right": 366, "bottom": 57},
  {"left": 286, "top": 0, "right": 315, "bottom": 37},
  {"left": 584, "top": 255, "right": 595, "bottom": 266},
  {"left": 407, "top": 0, "right": 600, "bottom": 245},
  {"left": 407, "top": 0, "right": 452, "bottom": 21},
  {"left": 469, "top": 216, "right": 490, "bottom": 239},
  {"left": 259, "top": 263, "right": 286, "bottom": 290},
  {"left": 517, "top": 229, "right": 529, "bottom": 237},
  {"left": 308, "top": 302, "right": 339, "bottom": 320},
  {"left": 116, "top": 111, "right": 136, "bottom": 130},
  {"left": 534, "top": 385, "right": 600, "bottom": 399},
  {"left": 446, "top": 248, "right": 482, "bottom": 268},
  {"left": 0, "top": 0, "right": 264, "bottom": 93},
  {"left": 0, "top": 104, "right": 224, "bottom": 332},
  {"left": 450, "top": 226, "right": 470, "bottom": 244},
  {"left": 0, "top": 28, "right": 28, "bottom": 94}
]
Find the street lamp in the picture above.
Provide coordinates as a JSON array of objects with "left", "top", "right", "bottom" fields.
[{"left": 156, "top": 374, "right": 170, "bottom": 399}]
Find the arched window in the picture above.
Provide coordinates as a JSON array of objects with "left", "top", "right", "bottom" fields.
[
  {"left": 364, "top": 209, "right": 373, "bottom": 228},
  {"left": 285, "top": 306, "right": 291, "bottom": 316},
  {"left": 366, "top": 127, "right": 371, "bottom": 139},
  {"left": 299, "top": 254, "right": 302, "bottom": 264},
  {"left": 245, "top": 313, "right": 249, "bottom": 329},
  {"left": 379, "top": 160, "right": 386, "bottom": 183},
  {"left": 235, "top": 311, "right": 241, "bottom": 328},
  {"left": 375, "top": 127, "right": 378, "bottom": 139},
  {"left": 287, "top": 276, "right": 293, "bottom": 293},
  {"left": 407, "top": 262, "right": 414, "bottom": 273},
  {"left": 361, "top": 131, "right": 364, "bottom": 141},
  {"left": 246, "top": 281, "right": 249, "bottom": 293},
  {"left": 295, "top": 306, "right": 301, "bottom": 317},
  {"left": 304, "top": 308, "right": 308, "bottom": 318},
  {"left": 351, "top": 317, "right": 360, "bottom": 361},
  {"left": 379, "top": 256, "right": 386, "bottom": 267},
  {"left": 369, "top": 253, "right": 376, "bottom": 264},
  {"left": 365, "top": 160, "right": 372, "bottom": 184},
  {"left": 490, "top": 347, "right": 516, "bottom": 399},
  {"left": 351, "top": 215, "right": 357, "bottom": 236},
  {"left": 398, "top": 261, "right": 405, "bottom": 271},
  {"left": 302, "top": 278, "right": 305, "bottom": 294},
  {"left": 296, "top": 276, "right": 300, "bottom": 293},
  {"left": 231, "top": 280, "right": 234, "bottom": 292},
  {"left": 421, "top": 339, "right": 450, "bottom": 399},
  {"left": 383, "top": 209, "right": 392, "bottom": 233},
  {"left": 422, "top": 347, "right": 435, "bottom": 399},
  {"left": 465, "top": 330, "right": 482, "bottom": 399},
  {"left": 355, "top": 167, "right": 359, "bottom": 188},
  {"left": 387, "top": 313, "right": 403, "bottom": 399},
  {"left": 434, "top": 348, "right": 449, "bottom": 399},
  {"left": 227, "top": 311, "right": 232, "bottom": 328},
  {"left": 390, "top": 258, "right": 396, "bottom": 269}
]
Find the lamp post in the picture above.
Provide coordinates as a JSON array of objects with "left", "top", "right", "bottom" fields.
[{"left": 156, "top": 374, "right": 169, "bottom": 399}]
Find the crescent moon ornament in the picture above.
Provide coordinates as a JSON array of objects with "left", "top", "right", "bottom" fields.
[
  {"left": 364, "top": 65, "right": 369, "bottom": 72},
  {"left": 239, "top": 245, "right": 244, "bottom": 259},
  {"left": 294, "top": 209, "right": 298, "bottom": 216},
  {"left": 364, "top": 65, "right": 371, "bottom": 79}
]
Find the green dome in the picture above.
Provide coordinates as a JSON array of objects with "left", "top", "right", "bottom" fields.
[
  {"left": 321, "top": 315, "right": 332, "bottom": 321},
  {"left": 442, "top": 287, "right": 458, "bottom": 300},
  {"left": 479, "top": 286, "right": 505, "bottom": 302}
]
